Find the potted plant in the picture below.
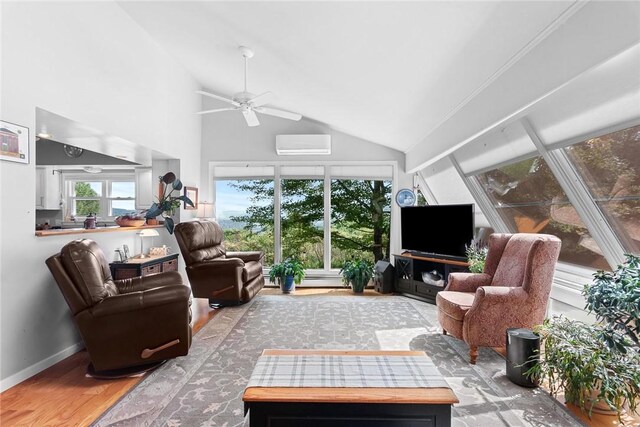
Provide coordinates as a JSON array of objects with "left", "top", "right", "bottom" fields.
[
  {"left": 583, "top": 254, "right": 639, "bottom": 348},
  {"left": 269, "top": 258, "right": 305, "bottom": 294},
  {"left": 526, "top": 317, "right": 640, "bottom": 419},
  {"left": 465, "top": 238, "right": 488, "bottom": 273},
  {"left": 145, "top": 172, "right": 194, "bottom": 234},
  {"left": 340, "top": 260, "right": 374, "bottom": 293}
]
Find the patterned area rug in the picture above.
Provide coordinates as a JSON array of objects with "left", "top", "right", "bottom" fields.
[{"left": 93, "top": 295, "right": 582, "bottom": 426}]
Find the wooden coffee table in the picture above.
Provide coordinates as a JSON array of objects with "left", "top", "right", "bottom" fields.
[{"left": 243, "top": 349, "right": 458, "bottom": 427}]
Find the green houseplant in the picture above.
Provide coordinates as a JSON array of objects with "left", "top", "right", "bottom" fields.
[
  {"left": 583, "top": 254, "right": 639, "bottom": 348},
  {"left": 269, "top": 258, "right": 305, "bottom": 294},
  {"left": 526, "top": 317, "right": 640, "bottom": 419},
  {"left": 340, "top": 260, "right": 374, "bottom": 293},
  {"left": 465, "top": 238, "right": 488, "bottom": 274},
  {"left": 145, "top": 172, "right": 194, "bottom": 234}
]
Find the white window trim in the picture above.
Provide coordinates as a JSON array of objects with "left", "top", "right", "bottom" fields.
[
  {"left": 211, "top": 161, "right": 398, "bottom": 277},
  {"left": 62, "top": 171, "right": 136, "bottom": 221}
]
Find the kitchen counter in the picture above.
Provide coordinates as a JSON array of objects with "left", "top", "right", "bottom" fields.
[{"left": 35, "top": 224, "right": 163, "bottom": 237}]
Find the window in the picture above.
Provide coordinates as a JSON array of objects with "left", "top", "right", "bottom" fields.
[
  {"left": 215, "top": 179, "right": 275, "bottom": 266},
  {"left": 565, "top": 125, "right": 640, "bottom": 255},
  {"left": 330, "top": 179, "right": 391, "bottom": 268},
  {"left": 475, "top": 156, "right": 610, "bottom": 269},
  {"left": 281, "top": 179, "right": 324, "bottom": 268},
  {"left": 65, "top": 173, "right": 135, "bottom": 220},
  {"left": 213, "top": 164, "right": 394, "bottom": 273}
]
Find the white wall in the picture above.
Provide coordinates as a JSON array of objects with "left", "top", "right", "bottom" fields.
[
  {"left": 200, "top": 109, "right": 412, "bottom": 259},
  {"left": 0, "top": 2, "right": 201, "bottom": 390},
  {"left": 200, "top": 111, "right": 409, "bottom": 199}
]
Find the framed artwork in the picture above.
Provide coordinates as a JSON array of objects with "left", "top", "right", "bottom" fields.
[
  {"left": 0, "top": 120, "right": 29, "bottom": 164},
  {"left": 184, "top": 186, "right": 198, "bottom": 210}
]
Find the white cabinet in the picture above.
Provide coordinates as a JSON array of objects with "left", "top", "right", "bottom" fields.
[
  {"left": 135, "top": 167, "right": 154, "bottom": 210},
  {"left": 35, "top": 166, "right": 62, "bottom": 210}
]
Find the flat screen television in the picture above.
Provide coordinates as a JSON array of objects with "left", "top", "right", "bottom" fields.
[{"left": 400, "top": 204, "right": 474, "bottom": 260}]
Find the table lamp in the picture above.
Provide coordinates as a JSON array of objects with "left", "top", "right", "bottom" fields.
[
  {"left": 137, "top": 228, "right": 159, "bottom": 258},
  {"left": 197, "top": 201, "right": 215, "bottom": 220}
]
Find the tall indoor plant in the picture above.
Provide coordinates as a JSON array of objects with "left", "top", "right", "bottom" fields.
[
  {"left": 528, "top": 255, "right": 640, "bottom": 419},
  {"left": 269, "top": 258, "right": 305, "bottom": 294},
  {"left": 526, "top": 317, "right": 640, "bottom": 419},
  {"left": 340, "top": 260, "right": 374, "bottom": 293},
  {"left": 145, "top": 172, "right": 193, "bottom": 234},
  {"left": 583, "top": 254, "right": 639, "bottom": 348}
]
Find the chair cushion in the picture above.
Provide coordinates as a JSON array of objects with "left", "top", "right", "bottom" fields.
[
  {"left": 242, "top": 261, "right": 263, "bottom": 282},
  {"left": 436, "top": 291, "right": 476, "bottom": 321}
]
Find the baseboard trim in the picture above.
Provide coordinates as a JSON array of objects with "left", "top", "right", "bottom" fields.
[{"left": 0, "top": 341, "right": 84, "bottom": 393}]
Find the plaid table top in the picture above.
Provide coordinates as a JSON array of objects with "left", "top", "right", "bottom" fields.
[{"left": 246, "top": 354, "right": 449, "bottom": 388}]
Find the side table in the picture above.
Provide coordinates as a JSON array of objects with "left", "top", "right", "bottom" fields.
[{"left": 109, "top": 253, "right": 179, "bottom": 280}]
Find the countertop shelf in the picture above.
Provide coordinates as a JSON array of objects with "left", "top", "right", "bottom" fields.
[{"left": 35, "top": 225, "right": 164, "bottom": 237}]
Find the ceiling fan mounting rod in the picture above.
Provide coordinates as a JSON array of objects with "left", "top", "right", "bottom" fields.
[
  {"left": 244, "top": 55, "right": 248, "bottom": 93},
  {"left": 239, "top": 46, "right": 254, "bottom": 94}
]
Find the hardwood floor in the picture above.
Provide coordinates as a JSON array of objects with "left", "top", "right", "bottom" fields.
[{"left": 1, "top": 289, "right": 638, "bottom": 426}]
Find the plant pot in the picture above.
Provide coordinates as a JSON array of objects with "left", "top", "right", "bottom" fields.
[
  {"left": 146, "top": 218, "right": 158, "bottom": 225},
  {"left": 281, "top": 275, "right": 295, "bottom": 294},
  {"left": 584, "top": 386, "right": 620, "bottom": 415},
  {"left": 350, "top": 280, "right": 367, "bottom": 293}
]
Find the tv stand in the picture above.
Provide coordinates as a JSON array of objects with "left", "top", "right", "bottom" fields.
[{"left": 392, "top": 253, "right": 469, "bottom": 304}]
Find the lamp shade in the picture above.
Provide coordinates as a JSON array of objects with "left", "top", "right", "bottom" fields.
[
  {"left": 138, "top": 229, "right": 160, "bottom": 237},
  {"left": 197, "top": 202, "right": 215, "bottom": 219}
]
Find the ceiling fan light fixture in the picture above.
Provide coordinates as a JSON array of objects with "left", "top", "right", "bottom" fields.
[{"left": 63, "top": 144, "right": 84, "bottom": 158}]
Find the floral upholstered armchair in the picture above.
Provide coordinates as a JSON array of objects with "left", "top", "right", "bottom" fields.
[{"left": 436, "top": 233, "right": 561, "bottom": 364}]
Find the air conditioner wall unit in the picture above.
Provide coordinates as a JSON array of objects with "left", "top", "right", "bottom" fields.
[{"left": 276, "top": 134, "right": 331, "bottom": 155}]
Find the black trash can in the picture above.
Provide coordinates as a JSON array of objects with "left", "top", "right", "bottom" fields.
[{"left": 506, "top": 328, "right": 540, "bottom": 387}]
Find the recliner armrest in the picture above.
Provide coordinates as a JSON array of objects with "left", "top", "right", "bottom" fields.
[
  {"left": 445, "top": 273, "right": 492, "bottom": 293},
  {"left": 226, "top": 251, "right": 264, "bottom": 263},
  {"left": 190, "top": 258, "right": 244, "bottom": 272},
  {"left": 115, "top": 271, "right": 183, "bottom": 293},
  {"left": 91, "top": 285, "right": 191, "bottom": 317}
]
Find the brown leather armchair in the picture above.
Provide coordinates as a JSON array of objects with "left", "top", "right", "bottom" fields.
[
  {"left": 46, "top": 239, "right": 192, "bottom": 375},
  {"left": 436, "top": 233, "right": 561, "bottom": 364},
  {"left": 174, "top": 220, "right": 265, "bottom": 306}
]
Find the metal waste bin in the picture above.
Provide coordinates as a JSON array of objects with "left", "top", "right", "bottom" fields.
[{"left": 506, "top": 328, "right": 540, "bottom": 387}]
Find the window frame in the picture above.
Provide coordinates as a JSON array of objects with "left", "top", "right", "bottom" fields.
[
  {"left": 211, "top": 161, "right": 398, "bottom": 278},
  {"left": 63, "top": 171, "right": 136, "bottom": 221}
]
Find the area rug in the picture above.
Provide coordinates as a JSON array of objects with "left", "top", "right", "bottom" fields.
[{"left": 93, "top": 294, "right": 583, "bottom": 426}]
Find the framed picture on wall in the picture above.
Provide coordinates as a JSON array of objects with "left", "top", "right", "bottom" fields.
[
  {"left": 184, "top": 186, "right": 198, "bottom": 210},
  {"left": 0, "top": 120, "right": 29, "bottom": 164}
]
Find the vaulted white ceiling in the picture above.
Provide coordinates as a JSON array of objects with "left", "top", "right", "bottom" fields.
[{"left": 118, "top": 1, "right": 574, "bottom": 152}]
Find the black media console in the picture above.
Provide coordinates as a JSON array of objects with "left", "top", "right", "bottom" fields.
[{"left": 392, "top": 253, "right": 469, "bottom": 304}]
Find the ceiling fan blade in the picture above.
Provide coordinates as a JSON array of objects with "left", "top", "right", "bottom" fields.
[
  {"left": 250, "top": 91, "right": 274, "bottom": 107},
  {"left": 195, "top": 90, "right": 239, "bottom": 106},
  {"left": 195, "top": 107, "right": 237, "bottom": 115},
  {"left": 255, "top": 107, "right": 302, "bottom": 121},
  {"left": 242, "top": 109, "right": 260, "bottom": 127}
]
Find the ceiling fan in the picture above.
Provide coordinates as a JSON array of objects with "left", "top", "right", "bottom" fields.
[{"left": 196, "top": 46, "right": 302, "bottom": 127}]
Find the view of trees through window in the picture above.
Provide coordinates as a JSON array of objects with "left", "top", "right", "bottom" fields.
[
  {"left": 216, "top": 179, "right": 275, "bottom": 265},
  {"left": 73, "top": 181, "right": 101, "bottom": 216},
  {"left": 476, "top": 156, "right": 610, "bottom": 270},
  {"left": 70, "top": 179, "right": 135, "bottom": 218},
  {"left": 216, "top": 177, "right": 391, "bottom": 270},
  {"left": 281, "top": 179, "right": 324, "bottom": 268},
  {"left": 565, "top": 125, "right": 639, "bottom": 255},
  {"left": 330, "top": 179, "right": 391, "bottom": 268}
]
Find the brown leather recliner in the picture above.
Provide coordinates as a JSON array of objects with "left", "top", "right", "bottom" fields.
[
  {"left": 46, "top": 239, "right": 192, "bottom": 374},
  {"left": 174, "top": 220, "right": 265, "bottom": 306}
]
